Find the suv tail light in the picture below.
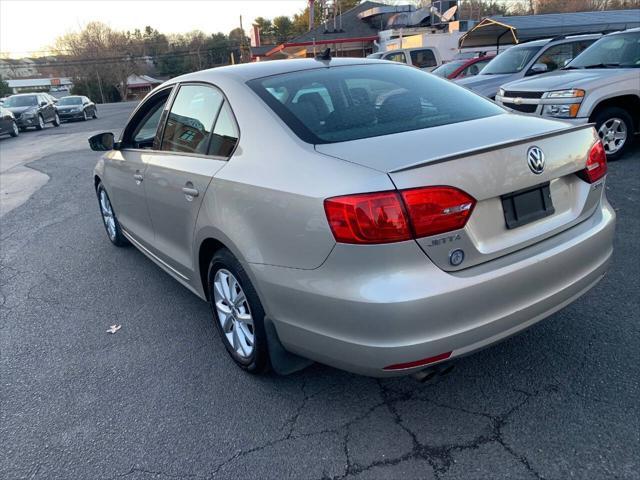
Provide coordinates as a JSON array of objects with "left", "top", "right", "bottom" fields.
[
  {"left": 577, "top": 140, "right": 607, "bottom": 184},
  {"left": 324, "top": 186, "right": 476, "bottom": 244}
]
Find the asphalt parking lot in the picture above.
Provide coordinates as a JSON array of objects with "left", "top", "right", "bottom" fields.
[{"left": 1, "top": 102, "right": 638, "bottom": 480}]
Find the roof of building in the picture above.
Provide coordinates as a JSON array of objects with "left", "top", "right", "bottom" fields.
[
  {"left": 7, "top": 77, "right": 72, "bottom": 88},
  {"left": 250, "top": 45, "right": 277, "bottom": 57},
  {"left": 126, "top": 74, "right": 163, "bottom": 87},
  {"left": 266, "top": 1, "right": 389, "bottom": 57},
  {"left": 460, "top": 9, "right": 640, "bottom": 48}
]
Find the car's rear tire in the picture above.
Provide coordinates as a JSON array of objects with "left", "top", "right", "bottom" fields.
[
  {"left": 35, "top": 114, "right": 45, "bottom": 130},
  {"left": 9, "top": 121, "right": 19, "bottom": 137},
  {"left": 593, "top": 107, "right": 633, "bottom": 161},
  {"left": 52, "top": 112, "right": 60, "bottom": 127},
  {"left": 96, "top": 182, "right": 129, "bottom": 247},
  {"left": 208, "top": 249, "right": 270, "bottom": 374}
]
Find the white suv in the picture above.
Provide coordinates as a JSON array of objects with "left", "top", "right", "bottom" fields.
[{"left": 496, "top": 28, "right": 640, "bottom": 160}]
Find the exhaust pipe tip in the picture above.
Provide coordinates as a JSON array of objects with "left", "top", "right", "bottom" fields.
[{"left": 411, "top": 363, "right": 455, "bottom": 383}]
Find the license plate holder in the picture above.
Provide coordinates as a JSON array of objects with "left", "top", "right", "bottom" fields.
[{"left": 501, "top": 182, "right": 554, "bottom": 229}]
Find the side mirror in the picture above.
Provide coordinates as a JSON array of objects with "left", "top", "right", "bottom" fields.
[
  {"left": 40, "top": 101, "right": 48, "bottom": 106},
  {"left": 527, "top": 63, "right": 548, "bottom": 76},
  {"left": 563, "top": 58, "right": 572, "bottom": 68},
  {"left": 89, "top": 132, "right": 116, "bottom": 151}
]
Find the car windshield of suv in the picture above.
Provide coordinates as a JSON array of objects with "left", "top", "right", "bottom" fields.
[
  {"left": 4, "top": 95, "right": 38, "bottom": 107},
  {"left": 248, "top": 63, "right": 504, "bottom": 144},
  {"left": 567, "top": 32, "right": 640, "bottom": 68},
  {"left": 481, "top": 46, "right": 542, "bottom": 74},
  {"left": 431, "top": 60, "right": 467, "bottom": 77},
  {"left": 58, "top": 97, "right": 83, "bottom": 105}
]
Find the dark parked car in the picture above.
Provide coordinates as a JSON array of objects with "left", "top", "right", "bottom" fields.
[
  {"left": 0, "top": 106, "right": 19, "bottom": 137},
  {"left": 56, "top": 95, "right": 97, "bottom": 122},
  {"left": 3, "top": 93, "right": 60, "bottom": 130},
  {"left": 431, "top": 55, "right": 495, "bottom": 79}
]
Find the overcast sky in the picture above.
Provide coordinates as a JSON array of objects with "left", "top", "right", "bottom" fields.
[{"left": 0, "top": 0, "right": 305, "bottom": 57}]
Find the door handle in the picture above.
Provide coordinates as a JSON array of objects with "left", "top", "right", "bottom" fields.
[
  {"left": 133, "top": 173, "right": 144, "bottom": 184},
  {"left": 182, "top": 186, "right": 199, "bottom": 198}
]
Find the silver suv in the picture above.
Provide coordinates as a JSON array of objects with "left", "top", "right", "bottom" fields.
[
  {"left": 456, "top": 34, "right": 601, "bottom": 99},
  {"left": 496, "top": 28, "right": 640, "bottom": 160}
]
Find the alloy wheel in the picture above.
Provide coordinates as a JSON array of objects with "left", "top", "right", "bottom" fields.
[
  {"left": 598, "top": 117, "right": 627, "bottom": 155},
  {"left": 213, "top": 269, "right": 255, "bottom": 358},
  {"left": 37, "top": 115, "right": 45, "bottom": 129},
  {"left": 11, "top": 122, "right": 19, "bottom": 136},
  {"left": 99, "top": 189, "right": 117, "bottom": 241}
]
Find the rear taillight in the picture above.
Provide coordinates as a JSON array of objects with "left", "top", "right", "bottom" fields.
[
  {"left": 577, "top": 140, "right": 607, "bottom": 184},
  {"left": 324, "top": 186, "right": 476, "bottom": 244},
  {"left": 324, "top": 191, "right": 411, "bottom": 244},
  {"left": 401, "top": 186, "right": 475, "bottom": 238}
]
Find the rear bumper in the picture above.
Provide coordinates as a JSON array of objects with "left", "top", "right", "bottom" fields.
[
  {"left": 251, "top": 199, "right": 615, "bottom": 377},
  {"left": 58, "top": 111, "right": 84, "bottom": 120}
]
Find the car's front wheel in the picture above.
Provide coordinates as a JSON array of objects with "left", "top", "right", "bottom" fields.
[
  {"left": 82, "top": 109, "right": 88, "bottom": 121},
  {"left": 10, "top": 121, "right": 19, "bottom": 137},
  {"left": 92, "top": 109, "right": 98, "bottom": 119},
  {"left": 52, "top": 112, "right": 60, "bottom": 127},
  {"left": 594, "top": 107, "right": 633, "bottom": 161},
  {"left": 96, "top": 182, "right": 129, "bottom": 247},
  {"left": 208, "top": 249, "right": 270, "bottom": 373},
  {"left": 35, "top": 114, "right": 45, "bottom": 130}
]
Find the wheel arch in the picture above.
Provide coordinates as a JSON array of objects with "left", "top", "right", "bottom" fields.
[
  {"left": 589, "top": 95, "right": 640, "bottom": 133},
  {"left": 198, "top": 237, "right": 228, "bottom": 301}
]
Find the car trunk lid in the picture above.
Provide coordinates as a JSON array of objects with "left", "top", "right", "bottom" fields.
[{"left": 315, "top": 114, "right": 602, "bottom": 271}]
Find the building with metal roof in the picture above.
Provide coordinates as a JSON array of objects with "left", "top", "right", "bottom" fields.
[
  {"left": 459, "top": 9, "right": 640, "bottom": 49},
  {"left": 265, "top": 1, "right": 392, "bottom": 59}
]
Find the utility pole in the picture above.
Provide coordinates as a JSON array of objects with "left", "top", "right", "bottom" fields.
[
  {"left": 239, "top": 15, "right": 249, "bottom": 63},
  {"left": 95, "top": 69, "right": 105, "bottom": 104}
]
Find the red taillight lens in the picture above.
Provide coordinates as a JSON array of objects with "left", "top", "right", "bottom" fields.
[
  {"left": 401, "top": 186, "right": 476, "bottom": 238},
  {"left": 325, "top": 186, "right": 476, "bottom": 244},
  {"left": 383, "top": 351, "right": 452, "bottom": 371},
  {"left": 324, "top": 191, "right": 411, "bottom": 244},
  {"left": 578, "top": 140, "right": 607, "bottom": 184}
]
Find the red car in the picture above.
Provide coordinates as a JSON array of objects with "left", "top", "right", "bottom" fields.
[{"left": 432, "top": 56, "right": 495, "bottom": 79}]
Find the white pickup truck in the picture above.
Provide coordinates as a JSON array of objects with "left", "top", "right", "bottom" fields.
[
  {"left": 496, "top": 28, "right": 640, "bottom": 160},
  {"left": 368, "top": 47, "right": 448, "bottom": 72}
]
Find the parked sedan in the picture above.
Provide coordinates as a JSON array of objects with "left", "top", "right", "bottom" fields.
[
  {"left": 3, "top": 93, "right": 60, "bottom": 130},
  {"left": 56, "top": 95, "right": 97, "bottom": 122},
  {"left": 89, "top": 58, "right": 614, "bottom": 377},
  {"left": 431, "top": 55, "right": 494, "bottom": 79},
  {"left": 0, "top": 106, "right": 19, "bottom": 137}
]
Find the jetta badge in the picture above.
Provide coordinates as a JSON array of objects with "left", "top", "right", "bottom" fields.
[{"left": 527, "top": 146, "right": 545, "bottom": 174}]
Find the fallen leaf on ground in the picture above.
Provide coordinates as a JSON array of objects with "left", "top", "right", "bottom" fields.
[{"left": 106, "top": 325, "right": 122, "bottom": 334}]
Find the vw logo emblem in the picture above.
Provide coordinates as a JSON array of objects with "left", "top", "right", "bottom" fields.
[
  {"left": 513, "top": 97, "right": 523, "bottom": 105},
  {"left": 527, "top": 146, "right": 545, "bottom": 174}
]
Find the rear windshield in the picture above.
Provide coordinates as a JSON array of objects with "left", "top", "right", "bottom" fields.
[
  {"left": 59, "top": 97, "right": 83, "bottom": 105},
  {"left": 431, "top": 60, "right": 467, "bottom": 77},
  {"left": 247, "top": 64, "right": 503, "bottom": 144}
]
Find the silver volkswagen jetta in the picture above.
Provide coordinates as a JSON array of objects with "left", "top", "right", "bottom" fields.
[{"left": 90, "top": 58, "right": 615, "bottom": 377}]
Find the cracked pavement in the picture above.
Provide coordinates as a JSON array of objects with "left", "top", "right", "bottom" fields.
[{"left": 1, "top": 102, "right": 638, "bottom": 479}]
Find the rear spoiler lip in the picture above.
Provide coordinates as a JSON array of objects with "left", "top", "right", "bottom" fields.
[{"left": 388, "top": 123, "right": 596, "bottom": 174}]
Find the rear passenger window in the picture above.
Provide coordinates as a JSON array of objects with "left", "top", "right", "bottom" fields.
[
  {"left": 209, "top": 102, "right": 239, "bottom": 157},
  {"left": 384, "top": 52, "right": 407, "bottom": 64},
  {"left": 161, "top": 84, "right": 223, "bottom": 154},
  {"left": 410, "top": 49, "right": 437, "bottom": 68}
]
